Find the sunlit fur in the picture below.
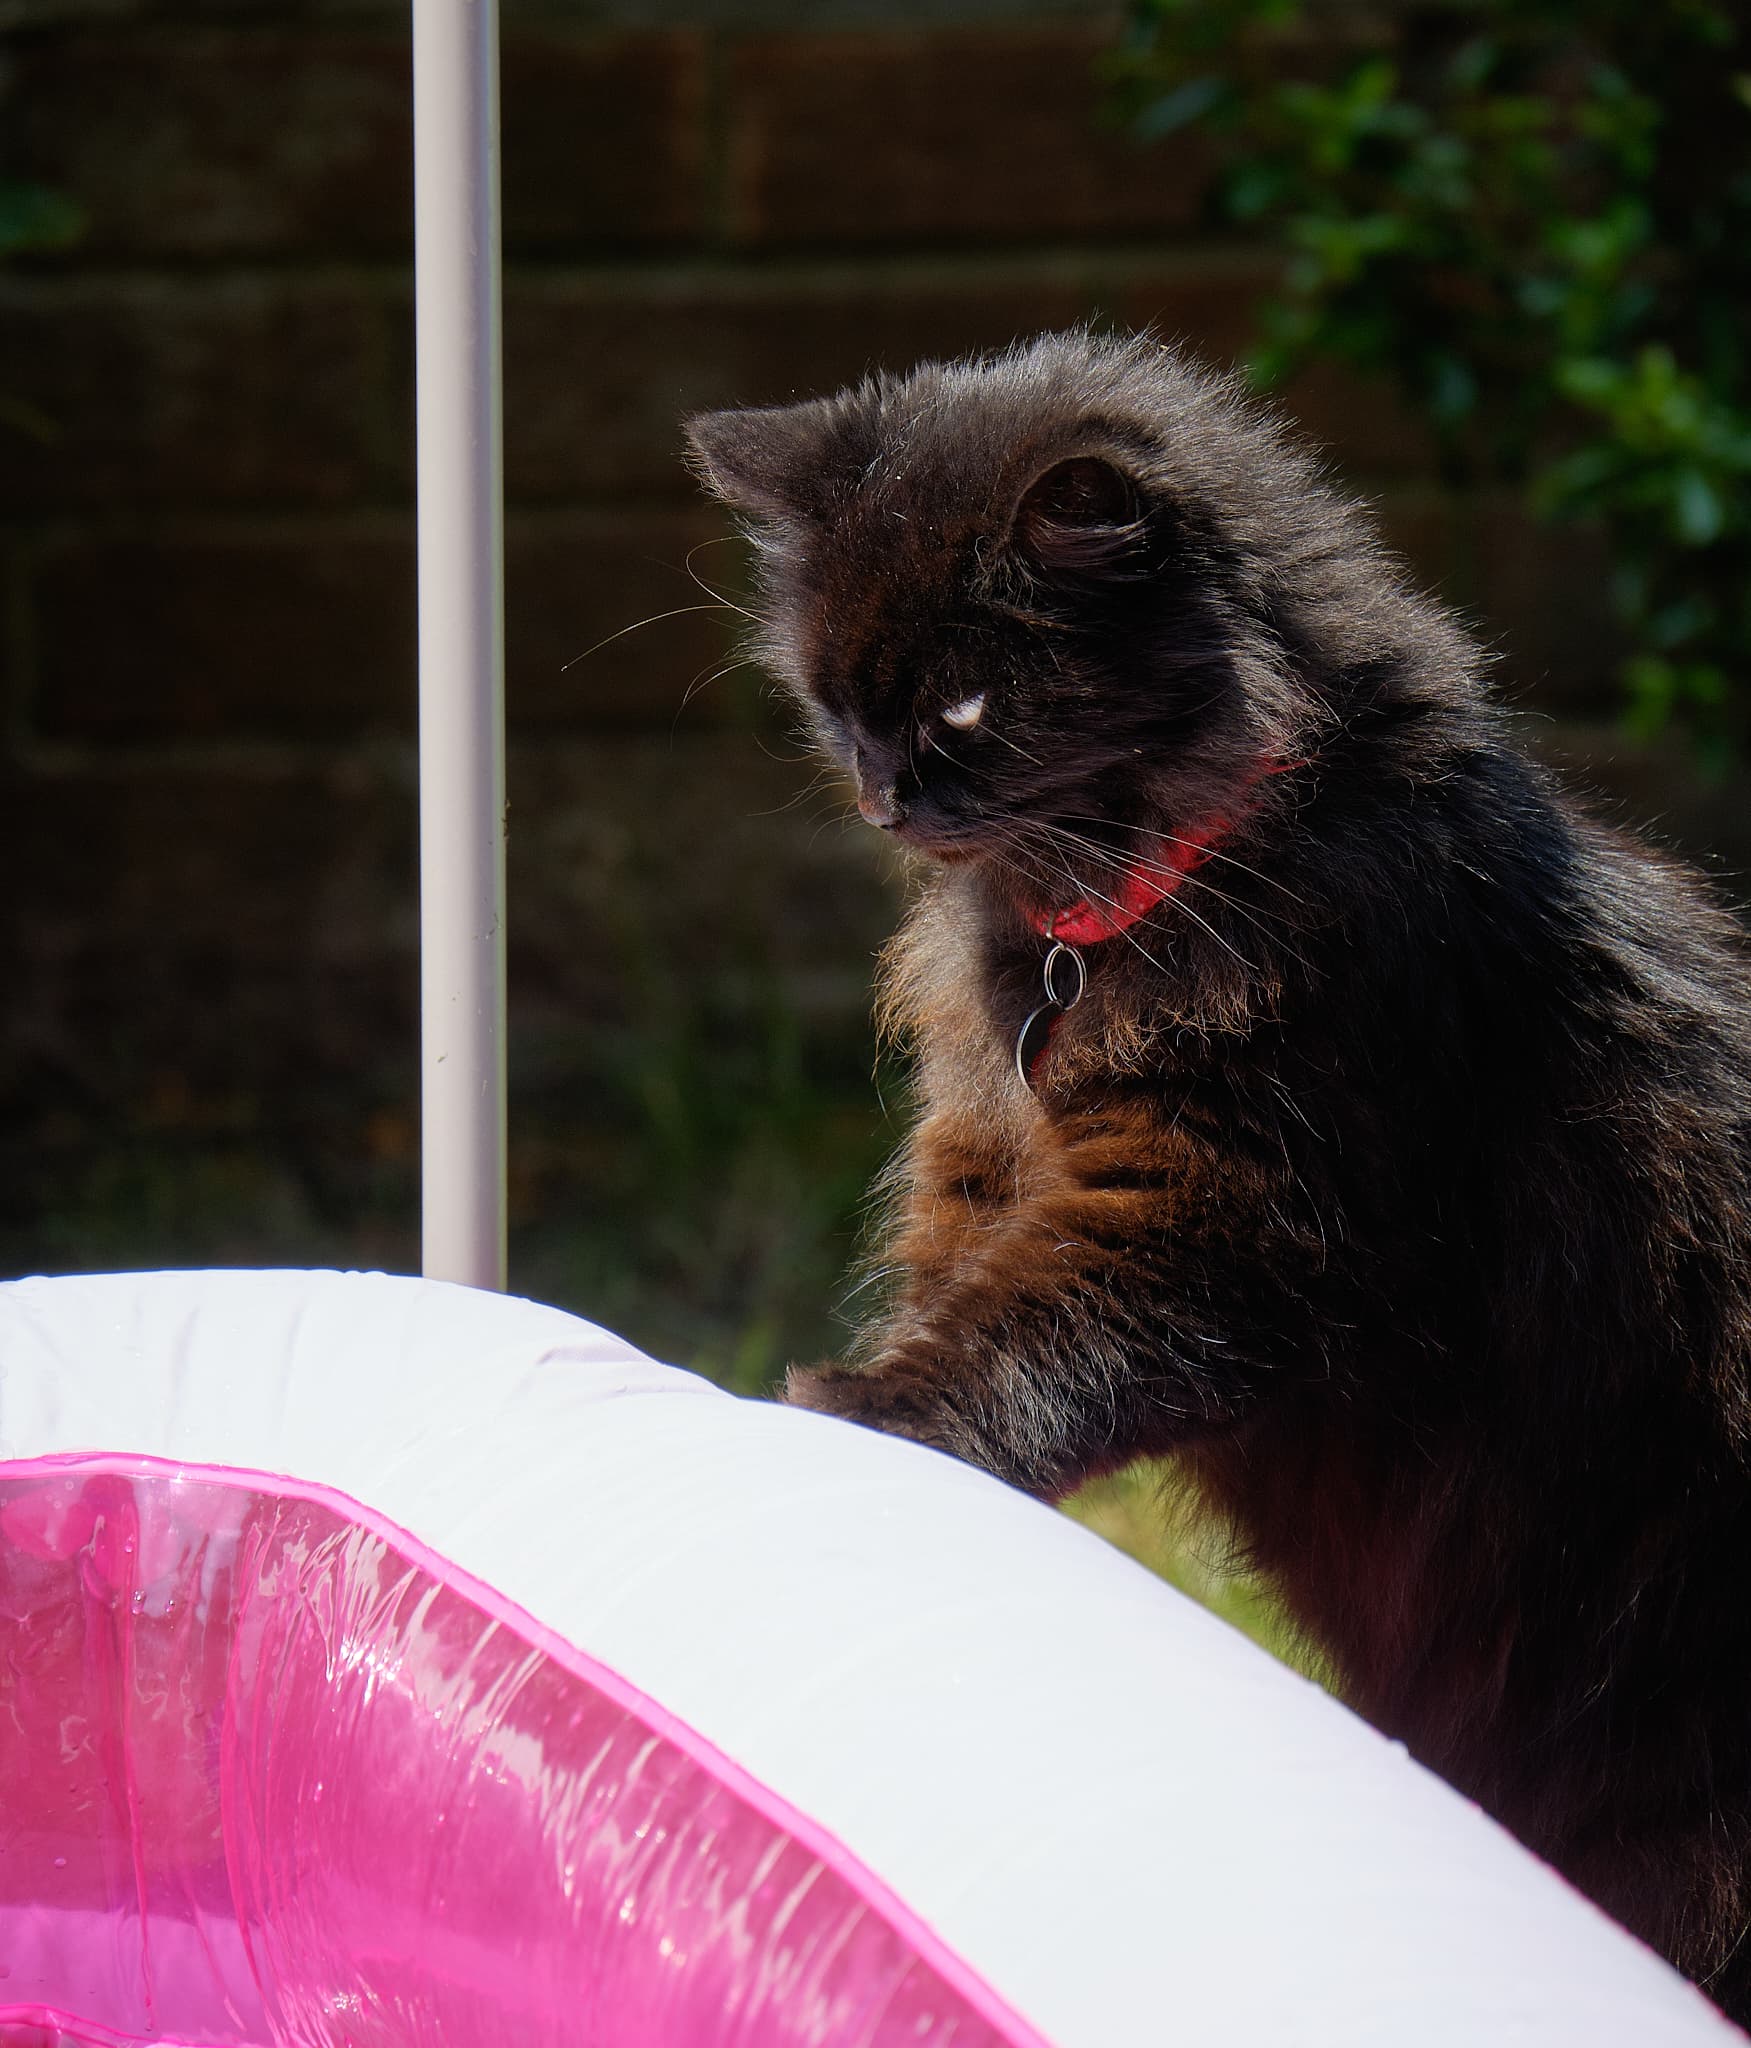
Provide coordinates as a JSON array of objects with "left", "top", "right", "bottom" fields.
[{"left": 687, "top": 331, "right": 1751, "bottom": 2016}]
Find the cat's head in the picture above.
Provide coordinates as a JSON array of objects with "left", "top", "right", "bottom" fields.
[{"left": 686, "top": 331, "right": 1372, "bottom": 916}]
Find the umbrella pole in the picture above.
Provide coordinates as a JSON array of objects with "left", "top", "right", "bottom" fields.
[{"left": 413, "top": 0, "right": 507, "bottom": 1291}]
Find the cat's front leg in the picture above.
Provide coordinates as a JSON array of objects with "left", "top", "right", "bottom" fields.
[
  {"left": 783, "top": 1275, "right": 1171, "bottom": 1500},
  {"left": 779, "top": 1095, "right": 1036, "bottom": 1462},
  {"left": 784, "top": 1281, "right": 1252, "bottom": 1501},
  {"left": 784, "top": 1112, "right": 1330, "bottom": 1500}
]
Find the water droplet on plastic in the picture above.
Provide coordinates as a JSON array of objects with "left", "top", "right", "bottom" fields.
[{"left": 52, "top": 1856, "right": 66, "bottom": 1869}]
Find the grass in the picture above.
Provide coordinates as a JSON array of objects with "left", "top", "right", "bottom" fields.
[{"left": 1063, "top": 1462, "right": 1325, "bottom": 1679}]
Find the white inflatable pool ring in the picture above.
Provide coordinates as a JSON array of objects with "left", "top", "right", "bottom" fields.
[{"left": 0, "top": 1268, "right": 1738, "bottom": 2045}]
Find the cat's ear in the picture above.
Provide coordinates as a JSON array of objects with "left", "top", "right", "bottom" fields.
[
  {"left": 685, "top": 400, "right": 837, "bottom": 520},
  {"left": 1011, "top": 455, "right": 1145, "bottom": 578}
]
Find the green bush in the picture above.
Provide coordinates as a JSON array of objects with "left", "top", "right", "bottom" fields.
[
  {"left": 0, "top": 181, "right": 83, "bottom": 260},
  {"left": 0, "top": 181, "right": 84, "bottom": 448},
  {"left": 1115, "top": 0, "right": 1751, "bottom": 755}
]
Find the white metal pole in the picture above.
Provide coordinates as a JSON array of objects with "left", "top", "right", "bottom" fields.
[{"left": 413, "top": 0, "right": 507, "bottom": 1290}]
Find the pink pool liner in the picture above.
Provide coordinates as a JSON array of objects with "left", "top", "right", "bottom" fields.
[{"left": 0, "top": 1453, "right": 1049, "bottom": 2048}]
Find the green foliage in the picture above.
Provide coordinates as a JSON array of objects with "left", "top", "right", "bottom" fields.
[
  {"left": 1115, "top": 0, "right": 1751, "bottom": 754},
  {"left": 0, "top": 181, "right": 85, "bottom": 446},
  {"left": 0, "top": 181, "right": 84, "bottom": 260}
]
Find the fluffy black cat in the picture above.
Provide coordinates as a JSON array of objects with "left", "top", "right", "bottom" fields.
[{"left": 686, "top": 330, "right": 1751, "bottom": 2017}]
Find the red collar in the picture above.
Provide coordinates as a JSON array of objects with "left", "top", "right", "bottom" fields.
[
  {"left": 1016, "top": 763, "right": 1303, "bottom": 1091},
  {"left": 1026, "top": 760, "right": 1303, "bottom": 947},
  {"left": 1026, "top": 816, "right": 1229, "bottom": 946}
]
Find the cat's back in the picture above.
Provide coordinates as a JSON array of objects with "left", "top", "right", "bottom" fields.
[{"left": 1567, "top": 798, "right": 1751, "bottom": 1025}]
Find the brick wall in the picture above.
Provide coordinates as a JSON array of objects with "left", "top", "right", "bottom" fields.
[{"left": 2, "top": 0, "right": 1744, "bottom": 1354}]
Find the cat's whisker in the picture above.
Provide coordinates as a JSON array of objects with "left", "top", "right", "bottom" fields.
[
  {"left": 677, "top": 656, "right": 756, "bottom": 716},
  {"left": 1158, "top": 833, "right": 1309, "bottom": 908},
  {"left": 1174, "top": 871, "right": 1312, "bottom": 973},
  {"left": 981, "top": 825, "right": 1060, "bottom": 904},
  {"left": 810, "top": 801, "right": 866, "bottom": 851},
  {"left": 676, "top": 669, "right": 751, "bottom": 731},
  {"left": 682, "top": 538, "right": 759, "bottom": 622},
  {"left": 752, "top": 766, "right": 844, "bottom": 819},
  {"left": 1151, "top": 884, "right": 1260, "bottom": 974},
  {"left": 1051, "top": 812, "right": 1309, "bottom": 906},
  {"left": 1032, "top": 821, "right": 1305, "bottom": 964},
  {"left": 1022, "top": 834, "right": 1177, "bottom": 978},
  {"left": 1034, "top": 818, "right": 1305, "bottom": 966},
  {"left": 559, "top": 602, "right": 737, "bottom": 674},
  {"left": 752, "top": 731, "right": 824, "bottom": 767},
  {"left": 682, "top": 532, "right": 748, "bottom": 561},
  {"left": 979, "top": 724, "right": 1045, "bottom": 768},
  {"left": 1029, "top": 820, "right": 1258, "bottom": 975},
  {"left": 1031, "top": 816, "right": 1201, "bottom": 894}
]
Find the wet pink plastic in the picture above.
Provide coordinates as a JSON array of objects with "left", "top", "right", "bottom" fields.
[{"left": 0, "top": 1456, "right": 1043, "bottom": 2048}]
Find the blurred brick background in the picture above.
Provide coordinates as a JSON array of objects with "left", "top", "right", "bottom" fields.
[{"left": 3, "top": 0, "right": 1746, "bottom": 1362}]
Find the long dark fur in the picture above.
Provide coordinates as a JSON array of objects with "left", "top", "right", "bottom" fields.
[{"left": 686, "top": 331, "right": 1751, "bottom": 2014}]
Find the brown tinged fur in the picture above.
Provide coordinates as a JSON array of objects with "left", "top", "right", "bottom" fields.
[{"left": 686, "top": 331, "right": 1751, "bottom": 2016}]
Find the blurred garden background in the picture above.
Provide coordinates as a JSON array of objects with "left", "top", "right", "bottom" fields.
[{"left": 1, "top": 0, "right": 1746, "bottom": 1611}]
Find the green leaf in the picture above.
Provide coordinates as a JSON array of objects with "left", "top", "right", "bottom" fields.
[
  {"left": 1428, "top": 353, "right": 1479, "bottom": 425},
  {"left": 1622, "top": 655, "right": 1678, "bottom": 738},
  {"left": 1672, "top": 468, "right": 1725, "bottom": 546},
  {"left": 1135, "top": 74, "right": 1228, "bottom": 137}
]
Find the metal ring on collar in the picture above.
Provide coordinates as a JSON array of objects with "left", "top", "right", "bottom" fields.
[{"left": 1043, "top": 941, "right": 1087, "bottom": 1009}]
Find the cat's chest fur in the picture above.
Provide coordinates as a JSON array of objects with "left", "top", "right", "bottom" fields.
[
  {"left": 905, "top": 862, "right": 1147, "bottom": 1053},
  {"left": 890, "top": 874, "right": 1133, "bottom": 1118},
  {"left": 890, "top": 874, "right": 1256, "bottom": 1253}
]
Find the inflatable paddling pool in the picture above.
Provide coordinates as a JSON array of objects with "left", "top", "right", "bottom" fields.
[{"left": 0, "top": 1268, "right": 1738, "bottom": 2045}]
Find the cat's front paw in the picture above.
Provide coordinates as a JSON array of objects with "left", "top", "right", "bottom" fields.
[
  {"left": 783, "top": 1362, "right": 965, "bottom": 1456},
  {"left": 785, "top": 1362, "right": 1073, "bottom": 1499}
]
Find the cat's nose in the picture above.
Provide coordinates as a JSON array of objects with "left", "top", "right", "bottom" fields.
[{"left": 857, "top": 783, "right": 906, "bottom": 830}]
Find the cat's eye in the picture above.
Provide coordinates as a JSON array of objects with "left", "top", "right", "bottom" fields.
[{"left": 940, "top": 693, "right": 986, "bottom": 730}]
